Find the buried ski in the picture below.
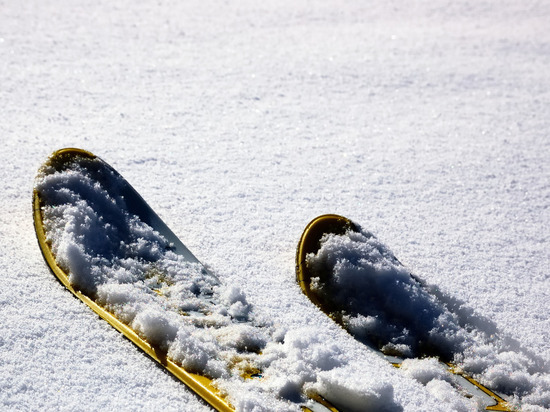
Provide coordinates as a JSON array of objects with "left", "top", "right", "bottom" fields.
[
  {"left": 33, "top": 149, "right": 347, "bottom": 412},
  {"left": 296, "top": 215, "right": 512, "bottom": 412}
]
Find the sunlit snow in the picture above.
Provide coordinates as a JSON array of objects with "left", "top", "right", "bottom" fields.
[{"left": 1, "top": 0, "right": 549, "bottom": 411}]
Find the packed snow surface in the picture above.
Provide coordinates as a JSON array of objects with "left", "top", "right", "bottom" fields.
[{"left": 1, "top": 0, "right": 549, "bottom": 411}]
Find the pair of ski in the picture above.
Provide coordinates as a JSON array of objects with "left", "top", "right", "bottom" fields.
[{"left": 33, "top": 149, "right": 511, "bottom": 411}]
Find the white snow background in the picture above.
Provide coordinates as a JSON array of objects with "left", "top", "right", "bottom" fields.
[{"left": 1, "top": 0, "right": 549, "bottom": 411}]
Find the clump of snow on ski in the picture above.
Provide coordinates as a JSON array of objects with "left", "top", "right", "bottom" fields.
[
  {"left": 400, "top": 358, "right": 490, "bottom": 411},
  {"left": 306, "top": 225, "right": 550, "bottom": 411},
  {"left": 34, "top": 153, "right": 402, "bottom": 411},
  {"left": 306, "top": 227, "right": 472, "bottom": 359}
]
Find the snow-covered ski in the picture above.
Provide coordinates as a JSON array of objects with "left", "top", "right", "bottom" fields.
[
  {"left": 296, "top": 215, "right": 512, "bottom": 412},
  {"left": 33, "top": 149, "right": 347, "bottom": 412}
]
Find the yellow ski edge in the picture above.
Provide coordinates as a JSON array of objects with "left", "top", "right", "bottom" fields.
[
  {"left": 445, "top": 363, "right": 512, "bottom": 411},
  {"left": 296, "top": 214, "right": 352, "bottom": 308},
  {"left": 301, "top": 393, "right": 340, "bottom": 412},
  {"left": 32, "top": 158, "right": 234, "bottom": 412}
]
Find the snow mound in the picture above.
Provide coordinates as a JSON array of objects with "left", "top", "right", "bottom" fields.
[{"left": 307, "top": 226, "right": 550, "bottom": 410}]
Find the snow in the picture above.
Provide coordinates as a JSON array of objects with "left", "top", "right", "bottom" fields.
[
  {"left": 307, "top": 224, "right": 550, "bottom": 409},
  {"left": 32, "top": 152, "right": 425, "bottom": 410},
  {"left": 400, "top": 358, "right": 476, "bottom": 411},
  {"left": 1, "top": 0, "right": 549, "bottom": 411}
]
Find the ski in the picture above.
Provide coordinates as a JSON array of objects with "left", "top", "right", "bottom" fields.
[
  {"left": 33, "top": 149, "right": 341, "bottom": 412},
  {"left": 296, "top": 214, "right": 512, "bottom": 412}
]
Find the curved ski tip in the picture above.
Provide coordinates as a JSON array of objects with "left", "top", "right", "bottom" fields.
[
  {"left": 296, "top": 214, "right": 358, "bottom": 307},
  {"left": 41, "top": 148, "right": 96, "bottom": 171},
  {"left": 51, "top": 147, "right": 96, "bottom": 159},
  {"left": 296, "top": 214, "right": 356, "bottom": 265}
]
